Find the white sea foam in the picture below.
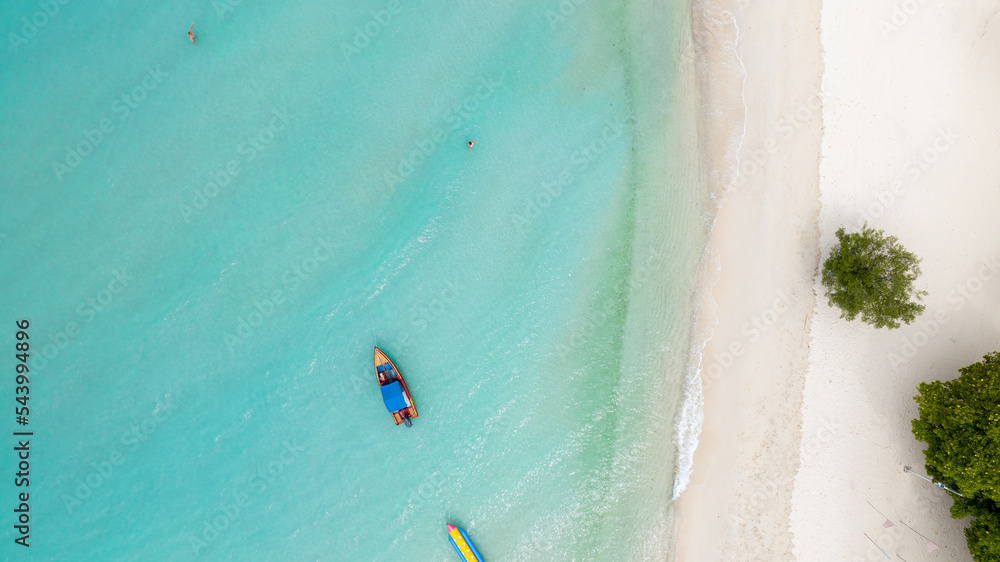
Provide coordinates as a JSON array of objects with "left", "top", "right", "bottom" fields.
[
  {"left": 364, "top": 216, "right": 443, "bottom": 305},
  {"left": 671, "top": 0, "right": 748, "bottom": 502},
  {"left": 671, "top": 246, "right": 720, "bottom": 500}
]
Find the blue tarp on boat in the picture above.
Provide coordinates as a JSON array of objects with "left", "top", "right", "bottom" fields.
[{"left": 380, "top": 381, "right": 407, "bottom": 412}]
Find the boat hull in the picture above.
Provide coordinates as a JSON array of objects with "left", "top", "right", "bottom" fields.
[
  {"left": 447, "top": 524, "right": 484, "bottom": 562},
  {"left": 374, "top": 346, "right": 418, "bottom": 425}
]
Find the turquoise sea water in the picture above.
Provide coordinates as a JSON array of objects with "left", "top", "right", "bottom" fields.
[{"left": 1, "top": 1, "right": 707, "bottom": 559}]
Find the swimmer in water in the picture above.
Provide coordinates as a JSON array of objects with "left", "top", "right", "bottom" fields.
[
  {"left": 468, "top": 141, "right": 476, "bottom": 152},
  {"left": 188, "top": 23, "right": 197, "bottom": 47}
]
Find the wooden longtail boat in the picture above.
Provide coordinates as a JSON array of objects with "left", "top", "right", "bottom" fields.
[{"left": 374, "top": 346, "right": 417, "bottom": 427}]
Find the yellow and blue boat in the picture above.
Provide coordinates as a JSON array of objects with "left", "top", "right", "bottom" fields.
[{"left": 446, "top": 524, "right": 484, "bottom": 561}]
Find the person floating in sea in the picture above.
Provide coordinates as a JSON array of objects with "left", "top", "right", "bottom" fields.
[
  {"left": 188, "top": 23, "right": 197, "bottom": 47},
  {"left": 468, "top": 141, "right": 476, "bottom": 152}
]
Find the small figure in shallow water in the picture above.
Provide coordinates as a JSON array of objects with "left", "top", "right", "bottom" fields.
[
  {"left": 468, "top": 141, "right": 476, "bottom": 152},
  {"left": 188, "top": 23, "right": 197, "bottom": 47}
]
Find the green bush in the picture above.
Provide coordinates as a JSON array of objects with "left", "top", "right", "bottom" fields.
[
  {"left": 913, "top": 352, "right": 1000, "bottom": 561},
  {"left": 821, "top": 225, "right": 926, "bottom": 329},
  {"left": 965, "top": 509, "right": 1000, "bottom": 561}
]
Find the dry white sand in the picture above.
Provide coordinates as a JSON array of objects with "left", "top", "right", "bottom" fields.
[
  {"left": 792, "top": 1, "right": 1000, "bottom": 560},
  {"left": 676, "top": 0, "right": 1000, "bottom": 560}
]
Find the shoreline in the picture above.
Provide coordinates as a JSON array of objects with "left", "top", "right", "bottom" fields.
[{"left": 675, "top": 0, "right": 824, "bottom": 559}]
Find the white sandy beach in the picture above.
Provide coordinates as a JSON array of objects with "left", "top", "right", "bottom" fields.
[{"left": 677, "top": 0, "right": 1000, "bottom": 560}]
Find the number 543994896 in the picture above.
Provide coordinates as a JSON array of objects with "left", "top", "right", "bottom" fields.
[{"left": 15, "top": 320, "right": 30, "bottom": 420}]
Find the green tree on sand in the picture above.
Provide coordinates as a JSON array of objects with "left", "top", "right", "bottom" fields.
[
  {"left": 821, "top": 225, "right": 926, "bottom": 329},
  {"left": 913, "top": 352, "right": 1000, "bottom": 561}
]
